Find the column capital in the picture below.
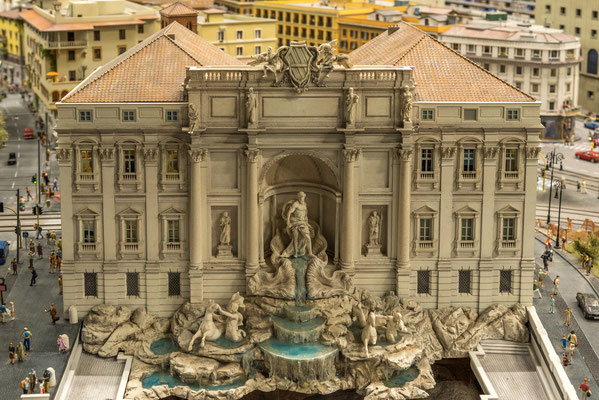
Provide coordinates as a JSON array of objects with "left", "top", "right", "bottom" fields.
[
  {"left": 395, "top": 148, "right": 413, "bottom": 162},
  {"left": 188, "top": 148, "right": 208, "bottom": 163},
  {"left": 343, "top": 148, "right": 361, "bottom": 163},
  {"left": 98, "top": 147, "right": 115, "bottom": 163},
  {"left": 244, "top": 149, "right": 260, "bottom": 163}
]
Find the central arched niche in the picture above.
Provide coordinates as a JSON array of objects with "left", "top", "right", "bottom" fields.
[{"left": 260, "top": 152, "right": 341, "bottom": 263}]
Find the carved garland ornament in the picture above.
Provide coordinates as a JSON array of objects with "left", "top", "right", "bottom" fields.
[
  {"left": 143, "top": 148, "right": 159, "bottom": 162},
  {"left": 441, "top": 146, "right": 456, "bottom": 160},
  {"left": 525, "top": 145, "right": 541, "bottom": 159},
  {"left": 55, "top": 148, "right": 72, "bottom": 161},
  {"left": 98, "top": 147, "right": 115, "bottom": 162},
  {"left": 188, "top": 149, "right": 208, "bottom": 163},
  {"left": 483, "top": 146, "right": 499, "bottom": 160}
]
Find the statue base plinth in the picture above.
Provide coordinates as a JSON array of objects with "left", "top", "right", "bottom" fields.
[
  {"left": 365, "top": 244, "right": 382, "bottom": 257},
  {"left": 216, "top": 244, "right": 233, "bottom": 258}
]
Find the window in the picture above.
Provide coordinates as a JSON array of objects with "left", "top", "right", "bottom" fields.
[
  {"left": 254, "top": 29, "right": 261, "bottom": 39},
  {"left": 82, "top": 219, "right": 95, "bottom": 243},
  {"left": 123, "top": 149, "right": 136, "bottom": 173},
  {"left": 451, "top": 43, "right": 459, "bottom": 51},
  {"left": 575, "top": 27, "right": 581, "bottom": 35},
  {"left": 463, "top": 149, "right": 476, "bottom": 172},
  {"left": 168, "top": 272, "right": 181, "bottom": 296},
  {"left": 515, "top": 48, "right": 524, "bottom": 58},
  {"left": 255, "top": 45, "right": 262, "bottom": 55},
  {"left": 588, "top": 49, "right": 598, "bottom": 74},
  {"left": 515, "top": 81, "right": 522, "bottom": 90},
  {"left": 68, "top": 70, "right": 76, "bottom": 81},
  {"left": 532, "top": 67, "right": 539, "bottom": 77},
  {"left": 217, "top": 31, "right": 224, "bottom": 41},
  {"left": 567, "top": 67, "right": 572, "bottom": 76},
  {"left": 560, "top": 7, "right": 565, "bottom": 15},
  {"left": 594, "top": 11, "right": 598, "bottom": 19},
  {"left": 461, "top": 218, "right": 474, "bottom": 241},
  {"left": 166, "top": 149, "right": 179, "bottom": 173},
  {"left": 499, "top": 65, "right": 506, "bottom": 74},
  {"left": 549, "top": 101, "right": 555, "bottom": 110},
  {"left": 576, "top": 8, "right": 581, "bottom": 17},
  {"left": 421, "top": 149, "right": 433, "bottom": 172},
  {"left": 236, "top": 46, "right": 243, "bottom": 56},
  {"left": 122, "top": 110, "right": 136, "bottom": 122},
  {"left": 506, "top": 109, "right": 520, "bottom": 121},
  {"left": 68, "top": 50, "right": 75, "bottom": 61},
  {"left": 550, "top": 68, "right": 557, "bottom": 77},
  {"left": 467, "top": 44, "right": 476, "bottom": 53},
  {"left": 550, "top": 50, "right": 559, "bottom": 59},
  {"left": 138, "top": 24, "right": 144, "bottom": 34},
  {"left": 502, "top": 217, "right": 516, "bottom": 241},
  {"left": 464, "top": 109, "right": 477, "bottom": 120},
  {"left": 166, "top": 110, "right": 179, "bottom": 121},
  {"left": 483, "top": 63, "right": 489, "bottom": 70},
  {"left": 80, "top": 149, "right": 93, "bottom": 173},
  {"left": 419, "top": 218, "right": 432, "bottom": 241},
  {"left": 84, "top": 273, "right": 98, "bottom": 297},
  {"left": 499, "top": 46, "right": 507, "bottom": 56},
  {"left": 483, "top": 45, "right": 491, "bottom": 55},
  {"left": 549, "top": 84, "right": 556, "bottom": 93},
  {"left": 421, "top": 109, "right": 434, "bottom": 121},
  {"left": 79, "top": 110, "right": 92, "bottom": 122},
  {"left": 93, "top": 47, "right": 101, "bottom": 61},
  {"left": 593, "top": 30, "right": 598, "bottom": 39},
  {"left": 504, "top": 148, "right": 518, "bottom": 172},
  {"left": 589, "top": 91, "right": 595, "bottom": 99},
  {"left": 417, "top": 270, "right": 430, "bottom": 294},
  {"left": 67, "top": 31, "right": 75, "bottom": 41},
  {"left": 566, "top": 83, "right": 571, "bottom": 92},
  {"left": 458, "top": 270, "right": 471, "bottom": 294},
  {"left": 119, "top": 29, "right": 126, "bottom": 40},
  {"left": 236, "top": 30, "right": 243, "bottom": 40},
  {"left": 499, "top": 270, "right": 512, "bottom": 293},
  {"left": 531, "top": 83, "right": 539, "bottom": 93},
  {"left": 515, "top": 66, "right": 522, "bottom": 75},
  {"left": 532, "top": 49, "right": 541, "bottom": 59},
  {"left": 545, "top": 4, "right": 550, "bottom": 13},
  {"left": 125, "top": 219, "right": 138, "bottom": 243},
  {"left": 93, "top": 30, "right": 100, "bottom": 41},
  {"left": 126, "top": 272, "right": 139, "bottom": 296},
  {"left": 118, "top": 45, "right": 126, "bottom": 55},
  {"left": 167, "top": 220, "right": 180, "bottom": 243}
]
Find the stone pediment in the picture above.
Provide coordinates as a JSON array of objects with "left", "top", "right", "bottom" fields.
[
  {"left": 496, "top": 205, "right": 520, "bottom": 215},
  {"left": 74, "top": 207, "right": 99, "bottom": 217},
  {"left": 412, "top": 205, "right": 436, "bottom": 215},
  {"left": 160, "top": 206, "right": 184, "bottom": 216},
  {"left": 117, "top": 207, "right": 141, "bottom": 217}
]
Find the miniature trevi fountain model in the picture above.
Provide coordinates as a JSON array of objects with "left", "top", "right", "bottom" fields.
[{"left": 80, "top": 190, "right": 531, "bottom": 400}]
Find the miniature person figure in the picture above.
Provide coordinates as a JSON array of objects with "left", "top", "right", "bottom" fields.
[
  {"left": 57, "top": 237, "right": 62, "bottom": 252},
  {"left": 345, "top": 87, "right": 359, "bottom": 126},
  {"left": 362, "top": 311, "right": 377, "bottom": 357},
  {"left": 36, "top": 242, "right": 43, "bottom": 259},
  {"left": 535, "top": 218, "right": 541, "bottom": 232},
  {"left": 45, "top": 304, "right": 59, "bottom": 325},
  {"left": 42, "top": 369, "right": 51, "bottom": 394},
  {"left": 283, "top": 191, "right": 314, "bottom": 258},
  {"left": 533, "top": 279, "right": 542, "bottom": 298},
  {"left": 26, "top": 186, "right": 32, "bottom": 201},
  {"left": 564, "top": 306, "right": 572, "bottom": 327},
  {"left": 23, "top": 328, "right": 32, "bottom": 351},
  {"left": 561, "top": 334, "right": 568, "bottom": 351},
  {"left": 188, "top": 103, "right": 200, "bottom": 133},
  {"left": 219, "top": 212, "right": 231, "bottom": 246},
  {"left": 553, "top": 275, "right": 560, "bottom": 295},
  {"left": 21, "top": 377, "right": 29, "bottom": 394},
  {"left": 49, "top": 250, "right": 55, "bottom": 274},
  {"left": 52, "top": 178, "right": 58, "bottom": 192},
  {"left": 9, "top": 301, "right": 15, "bottom": 320},
  {"left": 57, "top": 334, "right": 69, "bottom": 352},
  {"left": 9, "top": 342, "right": 15, "bottom": 365},
  {"left": 568, "top": 330, "right": 578, "bottom": 348},
  {"left": 218, "top": 292, "right": 246, "bottom": 342},
  {"left": 36, "top": 224, "right": 43, "bottom": 240},
  {"left": 16, "top": 342, "right": 25, "bottom": 361},
  {"left": 29, "top": 266, "right": 37, "bottom": 286},
  {"left": 549, "top": 295, "right": 555, "bottom": 314},
  {"left": 246, "top": 88, "right": 257, "bottom": 126},
  {"left": 579, "top": 378, "right": 592, "bottom": 399},
  {"left": 581, "top": 179, "right": 587, "bottom": 193},
  {"left": 58, "top": 274, "right": 63, "bottom": 295},
  {"left": 368, "top": 211, "right": 381, "bottom": 246},
  {"left": 11, "top": 258, "right": 17, "bottom": 275},
  {"left": 569, "top": 340, "right": 576, "bottom": 360},
  {"left": 562, "top": 353, "right": 569, "bottom": 368},
  {"left": 538, "top": 270, "right": 545, "bottom": 288},
  {"left": 28, "top": 250, "right": 35, "bottom": 269},
  {"left": 28, "top": 369, "right": 37, "bottom": 393},
  {"left": 55, "top": 255, "right": 62, "bottom": 272}
]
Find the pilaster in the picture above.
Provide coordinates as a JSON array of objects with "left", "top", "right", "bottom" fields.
[
  {"left": 436, "top": 261, "right": 453, "bottom": 309},
  {"left": 480, "top": 145, "right": 499, "bottom": 258},
  {"left": 439, "top": 145, "right": 455, "bottom": 258},
  {"left": 188, "top": 147, "right": 207, "bottom": 304},
  {"left": 478, "top": 260, "right": 495, "bottom": 311},
  {"left": 395, "top": 148, "right": 412, "bottom": 298},
  {"left": 56, "top": 146, "right": 74, "bottom": 262},
  {"left": 244, "top": 148, "right": 260, "bottom": 276},
  {"left": 99, "top": 146, "right": 117, "bottom": 261},
  {"left": 143, "top": 147, "right": 160, "bottom": 261},
  {"left": 340, "top": 147, "right": 360, "bottom": 275}
]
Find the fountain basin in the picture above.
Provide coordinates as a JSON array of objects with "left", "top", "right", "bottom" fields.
[
  {"left": 259, "top": 339, "right": 338, "bottom": 382},
  {"left": 142, "top": 369, "right": 245, "bottom": 391},
  {"left": 384, "top": 366, "right": 420, "bottom": 388},
  {"left": 283, "top": 304, "right": 319, "bottom": 322},
  {"left": 150, "top": 338, "right": 179, "bottom": 355},
  {"left": 272, "top": 315, "right": 325, "bottom": 343}
]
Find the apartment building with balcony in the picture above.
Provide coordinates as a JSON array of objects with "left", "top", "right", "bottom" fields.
[
  {"left": 445, "top": 0, "right": 534, "bottom": 18},
  {"left": 440, "top": 21, "right": 580, "bottom": 138},
  {"left": 20, "top": 0, "right": 160, "bottom": 133}
]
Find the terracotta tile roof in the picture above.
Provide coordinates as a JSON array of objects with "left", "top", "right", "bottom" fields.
[
  {"left": 0, "top": 8, "right": 25, "bottom": 20},
  {"left": 19, "top": 9, "right": 53, "bottom": 31},
  {"left": 20, "top": 9, "right": 158, "bottom": 32},
  {"left": 131, "top": 0, "right": 213, "bottom": 10},
  {"left": 160, "top": 1, "right": 198, "bottom": 16},
  {"left": 349, "top": 22, "right": 535, "bottom": 103},
  {"left": 61, "top": 22, "right": 243, "bottom": 103}
]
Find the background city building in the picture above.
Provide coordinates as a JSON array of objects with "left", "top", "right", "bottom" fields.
[
  {"left": 446, "top": 0, "right": 534, "bottom": 19},
  {"left": 535, "top": 0, "right": 599, "bottom": 114},
  {"left": 440, "top": 21, "right": 581, "bottom": 140},
  {"left": 0, "top": 8, "right": 25, "bottom": 86}
]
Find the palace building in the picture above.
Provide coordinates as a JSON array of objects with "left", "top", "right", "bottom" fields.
[{"left": 56, "top": 21, "right": 541, "bottom": 317}]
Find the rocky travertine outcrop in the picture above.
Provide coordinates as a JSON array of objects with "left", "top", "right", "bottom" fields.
[{"left": 81, "top": 304, "right": 132, "bottom": 354}]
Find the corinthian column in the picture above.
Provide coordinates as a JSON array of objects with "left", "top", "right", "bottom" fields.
[
  {"left": 396, "top": 148, "right": 412, "bottom": 297},
  {"left": 188, "top": 148, "right": 207, "bottom": 303},
  {"left": 340, "top": 148, "right": 360, "bottom": 274},
  {"left": 245, "top": 149, "right": 260, "bottom": 275}
]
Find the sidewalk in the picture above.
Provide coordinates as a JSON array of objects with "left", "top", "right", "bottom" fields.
[
  {"left": 0, "top": 230, "right": 79, "bottom": 399},
  {"left": 533, "top": 235, "right": 599, "bottom": 397}
]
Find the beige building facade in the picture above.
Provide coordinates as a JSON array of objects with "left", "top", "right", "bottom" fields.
[{"left": 56, "top": 22, "right": 541, "bottom": 318}]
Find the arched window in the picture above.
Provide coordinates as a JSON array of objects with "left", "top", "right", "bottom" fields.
[
  {"left": 52, "top": 91, "right": 59, "bottom": 102},
  {"left": 60, "top": 90, "right": 68, "bottom": 100},
  {"left": 588, "top": 49, "right": 598, "bottom": 74}
]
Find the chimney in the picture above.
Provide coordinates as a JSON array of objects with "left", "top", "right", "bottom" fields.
[{"left": 388, "top": 25, "right": 400, "bottom": 35}]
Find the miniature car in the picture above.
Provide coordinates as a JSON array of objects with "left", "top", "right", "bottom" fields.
[
  {"left": 23, "top": 127, "right": 34, "bottom": 139},
  {"left": 576, "top": 292, "right": 599, "bottom": 319},
  {"left": 584, "top": 120, "right": 599, "bottom": 130},
  {"left": 575, "top": 150, "right": 599, "bottom": 163},
  {"left": 7, "top": 152, "right": 16, "bottom": 165}
]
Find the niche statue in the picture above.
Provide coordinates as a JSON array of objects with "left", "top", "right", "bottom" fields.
[{"left": 283, "top": 191, "right": 314, "bottom": 258}]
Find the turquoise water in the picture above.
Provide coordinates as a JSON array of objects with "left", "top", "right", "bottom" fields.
[
  {"left": 385, "top": 366, "right": 420, "bottom": 388},
  {"left": 150, "top": 338, "right": 179, "bottom": 355},
  {"left": 212, "top": 335, "right": 248, "bottom": 349},
  {"left": 272, "top": 315, "right": 324, "bottom": 332},
  {"left": 290, "top": 257, "right": 308, "bottom": 305},
  {"left": 142, "top": 369, "right": 245, "bottom": 391},
  {"left": 259, "top": 339, "right": 337, "bottom": 361}
]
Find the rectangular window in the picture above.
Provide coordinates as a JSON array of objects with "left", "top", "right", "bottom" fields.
[
  {"left": 458, "top": 270, "right": 471, "bottom": 294},
  {"left": 421, "top": 149, "right": 433, "bottom": 172},
  {"left": 504, "top": 148, "right": 518, "bottom": 172},
  {"left": 549, "top": 84, "right": 556, "bottom": 93},
  {"left": 417, "top": 270, "right": 430, "bottom": 294},
  {"left": 167, "top": 149, "right": 179, "bottom": 173},
  {"left": 515, "top": 66, "right": 522, "bottom": 75},
  {"left": 467, "top": 44, "right": 476, "bottom": 53},
  {"left": 506, "top": 109, "right": 520, "bottom": 121},
  {"left": 122, "top": 110, "right": 136, "bottom": 122},
  {"left": 451, "top": 43, "right": 459, "bottom": 51},
  {"left": 545, "top": 4, "right": 550, "bottom": 13},
  {"left": 255, "top": 45, "right": 262, "bottom": 55},
  {"left": 68, "top": 50, "right": 75, "bottom": 61},
  {"left": 575, "top": 27, "right": 581, "bottom": 35},
  {"left": 421, "top": 109, "right": 434, "bottom": 121},
  {"left": 80, "top": 149, "right": 93, "bottom": 172},
  {"left": 126, "top": 272, "right": 139, "bottom": 296},
  {"left": 499, "top": 270, "right": 512, "bottom": 293},
  {"left": 93, "top": 47, "right": 101, "bottom": 61},
  {"left": 515, "top": 48, "right": 524, "bottom": 58},
  {"left": 167, "top": 220, "right": 180, "bottom": 243},
  {"left": 125, "top": 220, "right": 138, "bottom": 243},
  {"left": 550, "top": 50, "right": 559, "bottom": 59},
  {"left": 483, "top": 63, "right": 489, "bottom": 70},
  {"left": 165, "top": 110, "right": 179, "bottom": 121},
  {"left": 79, "top": 110, "right": 92, "bottom": 122},
  {"left": 69, "top": 70, "right": 76, "bottom": 81},
  {"left": 119, "top": 29, "right": 126, "bottom": 40},
  {"left": 499, "top": 46, "right": 507, "bottom": 56},
  {"left": 236, "top": 30, "right": 243, "bottom": 39},
  {"left": 236, "top": 46, "right": 243, "bottom": 56},
  {"left": 82, "top": 219, "right": 95, "bottom": 243},
  {"left": 515, "top": 81, "right": 522, "bottom": 90},
  {"left": 483, "top": 45, "right": 491, "bottom": 55},
  {"left": 593, "top": 30, "right": 598, "bottom": 38},
  {"left": 567, "top": 67, "right": 572, "bottom": 76},
  {"left": 502, "top": 217, "right": 516, "bottom": 241},
  {"left": 463, "top": 149, "right": 476, "bottom": 172},
  {"left": 532, "top": 49, "right": 541, "bottom": 59},
  {"left": 217, "top": 31, "right": 224, "bottom": 41},
  {"left": 419, "top": 218, "right": 432, "bottom": 241},
  {"left": 576, "top": 8, "right": 581, "bottom": 17},
  {"left": 93, "top": 30, "right": 100, "bottom": 41},
  {"left": 123, "top": 149, "right": 136, "bottom": 173},
  {"left": 254, "top": 29, "right": 261, "bottom": 39},
  {"left": 464, "top": 109, "right": 477, "bottom": 120},
  {"left": 168, "top": 272, "right": 181, "bottom": 296},
  {"left": 549, "top": 101, "right": 555, "bottom": 110},
  {"left": 560, "top": 7, "right": 565, "bottom": 15},
  {"left": 566, "top": 83, "right": 571, "bottom": 92},
  {"left": 550, "top": 68, "right": 557, "bottom": 77},
  {"left": 118, "top": 45, "right": 127, "bottom": 55},
  {"left": 531, "top": 83, "right": 539, "bottom": 93},
  {"left": 67, "top": 31, "right": 75, "bottom": 41},
  {"left": 84, "top": 273, "right": 98, "bottom": 297},
  {"left": 532, "top": 67, "right": 539, "bottom": 76},
  {"left": 594, "top": 11, "right": 598, "bottom": 19},
  {"left": 499, "top": 65, "right": 506, "bottom": 73},
  {"left": 138, "top": 24, "right": 144, "bottom": 34},
  {"left": 461, "top": 218, "right": 474, "bottom": 241}
]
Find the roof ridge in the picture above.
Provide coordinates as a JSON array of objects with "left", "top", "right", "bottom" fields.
[
  {"left": 403, "top": 22, "right": 536, "bottom": 102},
  {"left": 62, "top": 23, "right": 178, "bottom": 102},
  {"left": 162, "top": 29, "right": 206, "bottom": 64}
]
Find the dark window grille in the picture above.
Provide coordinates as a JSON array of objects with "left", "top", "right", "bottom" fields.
[
  {"left": 458, "top": 270, "right": 471, "bottom": 294},
  {"left": 499, "top": 270, "right": 512, "bottom": 293},
  {"left": 84, "top": 272, "right": 98, "bottom": 297},
  {"left": 417, "top": 270, "right": 430, "bottom": 294},
  {"left": 168, "top": 272, "right": 181, "bottom": 296},
  {"left": 126, "top": 272, "right": 139, "bottom": 296}
]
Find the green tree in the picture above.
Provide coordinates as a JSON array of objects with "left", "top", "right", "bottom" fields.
[
  {"left": 0, "top": 110, "right": 8, "bottom": 147},
  {"left": 573, "top": 234, "right": 599, "bottom": 261}
]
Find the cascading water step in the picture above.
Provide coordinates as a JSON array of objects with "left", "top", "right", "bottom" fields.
[
  {"left": 271, "top": 315, "right": 325, "bottom": 343},
  {"left": 283, "top": 304, "right": 319, "bottom": 322}
]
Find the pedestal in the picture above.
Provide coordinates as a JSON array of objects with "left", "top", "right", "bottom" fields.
[
  {"left": 365, "top": 244, "right": 382, "bottom": 257},
  {"left": 216, "top": 244, "right": 233, "bottom": 258}
]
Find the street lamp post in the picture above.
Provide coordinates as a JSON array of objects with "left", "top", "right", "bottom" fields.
[
  {"left": 546, "top": 148, "right": 564, "bottom": 224},
  {"left": 554, "top": 179, "right": 564, "bottom": 249}
]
